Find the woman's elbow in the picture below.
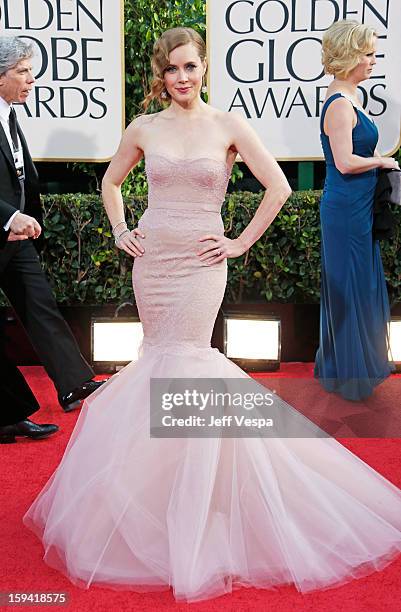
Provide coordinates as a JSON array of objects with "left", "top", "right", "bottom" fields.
[
  {"left": 101, "top": 174, "right": 119, "bottom": 195},
  {"left": 270, "top": 183, "right": 291, "bottom": 213},
  {"left": 336, "top": 160, "right": 354, "bottom": 175},
  {"left": 280, "top": 182, "right": 292, "bottom": 204},
  {"left": 101, "top": 175, "right": 108, "bottom": 194},
  {"left": 101, "top": 174, "right": 111, "bottom": 192}
]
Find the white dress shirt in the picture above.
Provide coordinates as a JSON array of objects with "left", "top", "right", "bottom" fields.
[{"left": 0, "top": 95, "right": 23, "bottom": 231}]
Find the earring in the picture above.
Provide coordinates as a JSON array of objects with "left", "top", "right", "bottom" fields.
[
  {"left": 161, "top": 89, "right": 168, "bottom": 99},
  {"left": 201, "top": 84, "right": 208, "bottom": 94}
]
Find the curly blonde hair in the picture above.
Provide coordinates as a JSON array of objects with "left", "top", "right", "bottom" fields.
[
  {"left": 142, "top": 27, "right": 206, "bottom": 112},
  {"left": 322, "top": 19, "right": 377, "bottom": 79}
]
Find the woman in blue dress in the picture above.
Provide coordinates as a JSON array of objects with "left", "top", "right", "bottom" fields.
[{"left": 314, "top": 20, "right": 399, "bottom": 401}]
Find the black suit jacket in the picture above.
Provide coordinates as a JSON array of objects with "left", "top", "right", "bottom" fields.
[
  {"left": 0, "top": 108, "right": 94, "bottom": 410},
  {"left": 0, "top": 114, "right": 42, "bottom": 249},
  {"left": 0, "top": 115, "right": 43, "bottom": 423}
]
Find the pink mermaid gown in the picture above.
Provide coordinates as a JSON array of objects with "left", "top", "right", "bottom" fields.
[{"left": 24, "top": 154, "right": 401, "bottom": 603}]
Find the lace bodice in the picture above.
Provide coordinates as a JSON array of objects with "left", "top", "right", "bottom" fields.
[{"left": 145, "top": 153, "right": 232, "bottom": 212}]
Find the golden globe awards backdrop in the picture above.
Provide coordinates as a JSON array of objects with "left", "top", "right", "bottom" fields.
[
  {"left": 207, "top": 0, "right": 401, "bottom": 159},
  {"left": 0, "top": 0, "right": 124, "bottom": 161}
]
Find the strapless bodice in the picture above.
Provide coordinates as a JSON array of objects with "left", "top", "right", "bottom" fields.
[{"left": 145, "top": 153, "right": 232, "bottom": 213}]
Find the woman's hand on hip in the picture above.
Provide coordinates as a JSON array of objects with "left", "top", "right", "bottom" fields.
[
  {"left": 115, "top": 227, "right": 146, "bottom": 258},
  {"left": 197, "top": 235, "right": 247, "bottom": 264}
]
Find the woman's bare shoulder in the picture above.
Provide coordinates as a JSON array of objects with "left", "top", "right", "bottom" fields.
[
  {"left": 324, "top": 89, "right": 355, "bottom": 112},
  {"left": 126, "top": 111, "right": 165, "bottom": 131},
  {"left": 218, "top": 109, "right": 248, "bottom": 128},
  {"left": 324, "top": 97, "right": 356, "bottom": 129},
  {"left": 120, "top": 112, "right": 165, "bottom": 151},
  {"left": 207, "top": 108, "right": 249, "bottom": 135}
]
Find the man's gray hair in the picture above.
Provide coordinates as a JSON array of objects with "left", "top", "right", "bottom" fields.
[{"left": 0, "top": 36, "right": 33, "bottom": 76}]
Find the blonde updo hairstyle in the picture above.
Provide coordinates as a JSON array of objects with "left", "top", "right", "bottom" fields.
[
  {"left": 142, "top": 27, "right": 206, "bottom": 112},
  {"left": 322, "top": 20, "right": 377, "bottom": 80}
]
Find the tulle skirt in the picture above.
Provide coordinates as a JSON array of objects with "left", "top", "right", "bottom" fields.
[{"left": 24, "top": 342, "right": 401, "bottom": 603}]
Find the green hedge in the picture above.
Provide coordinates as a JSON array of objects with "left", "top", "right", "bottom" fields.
[{"left": 2, "top": 191, "right": 400, "bottom": 306}]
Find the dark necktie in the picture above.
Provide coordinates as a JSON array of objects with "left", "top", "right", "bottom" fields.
[
  {"left": 8, "top": 107, "right": 19, "bottom": 152},
  {"left": 8, "top": 106, "right": 25, "bottom": 211}
]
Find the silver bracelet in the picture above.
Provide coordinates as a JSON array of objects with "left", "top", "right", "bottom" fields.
[
  {"left": 114, "top": 228, "right": 130, "bottom": 245},
  {"left": 112, "top": 221, "right": 127, "bottom": 236}
]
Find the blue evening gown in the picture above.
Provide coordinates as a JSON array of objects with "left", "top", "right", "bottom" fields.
[{"left": 315, "top": 92, "right": 393, "bottom": 401}]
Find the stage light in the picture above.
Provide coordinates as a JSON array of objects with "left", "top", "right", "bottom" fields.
[
  {"left": 91, "top": 317, "right": 143, "bottom": 372},
  {"left": 224, "top": 314, "right": 281, "bottom": 371},
  {"left": 389, "top": 318, "right": 401, "bottom": 371}
]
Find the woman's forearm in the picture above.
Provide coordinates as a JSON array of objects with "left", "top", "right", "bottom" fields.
[
  {"left": 238, "top": 183, "right": 291, "bottom": 251},
  {"left": 336, "top": 154, "right": 383, "bottom": 175},
  {"left": 101, "top": 180, "right": 126, "bottom": 229}
]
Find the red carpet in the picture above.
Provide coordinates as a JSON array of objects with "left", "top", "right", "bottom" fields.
[{"left": 1, "top": 365, "right": 400, "bottom": 612}]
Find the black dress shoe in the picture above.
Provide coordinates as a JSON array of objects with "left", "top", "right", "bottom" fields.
[
  {"left": 0, "top": 419, "right": 59, "bottom": 444},
  {"left": 58, "top": 379, "right": 106, "bottom": 412}
]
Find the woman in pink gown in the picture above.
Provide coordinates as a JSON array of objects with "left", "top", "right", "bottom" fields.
[{"left": 24, "top": 27, "right": 401, "bottom": 603}]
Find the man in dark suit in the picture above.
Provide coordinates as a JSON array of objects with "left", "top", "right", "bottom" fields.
[{"left": 0, "top": 36, "right": 103, "bottom": 443}]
